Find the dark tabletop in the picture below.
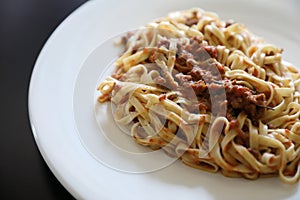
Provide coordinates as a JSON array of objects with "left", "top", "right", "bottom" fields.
[{"left": 0, "top": 0, "right": 88, "bottom": 199}]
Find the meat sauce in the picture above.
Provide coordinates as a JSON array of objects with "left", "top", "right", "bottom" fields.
[{"left": 153, "top": 37, "right": 267, "bottom": 123}]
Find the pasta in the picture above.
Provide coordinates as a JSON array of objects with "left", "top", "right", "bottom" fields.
[{"left": 97, "top": 8, "right": 300, "bottom": 184}]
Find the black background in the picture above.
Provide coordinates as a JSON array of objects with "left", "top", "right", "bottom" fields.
[{"left": 0, "top": 0, "right": 88, "bottom": 199}]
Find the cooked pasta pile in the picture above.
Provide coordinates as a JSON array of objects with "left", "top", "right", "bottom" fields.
[{"left": 97, "top": 8, "right": 300, "bottom": 183}]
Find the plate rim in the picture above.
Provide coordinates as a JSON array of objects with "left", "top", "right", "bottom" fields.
[{"left": 28, "top": 1, "right": 94, "bottom": 198}]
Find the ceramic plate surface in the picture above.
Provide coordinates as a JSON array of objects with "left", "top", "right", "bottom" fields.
[{"left": 29, "top": 0, "right": 300, "bottom": 199}]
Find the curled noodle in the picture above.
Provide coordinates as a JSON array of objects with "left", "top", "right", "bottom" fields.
[{"left": 97, "top": 8, "right": 300, "bottom": 184}]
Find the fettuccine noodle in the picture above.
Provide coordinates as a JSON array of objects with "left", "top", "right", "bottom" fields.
[{"left": 97, "top": 8, "right": 300, "bottom": 184}]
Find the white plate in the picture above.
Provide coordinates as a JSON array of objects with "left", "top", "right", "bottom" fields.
[{"left": 28, "top": 0, "right": 300, "bottom": 199}]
